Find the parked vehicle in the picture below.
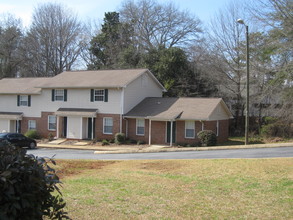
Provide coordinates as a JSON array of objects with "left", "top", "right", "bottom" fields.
[{"left": 0, "top": 133, "right": 37, "bottom": 149}]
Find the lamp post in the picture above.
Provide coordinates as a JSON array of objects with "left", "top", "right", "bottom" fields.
[{"left": 237, "top": 18, "right": 249, "bottom": 145}]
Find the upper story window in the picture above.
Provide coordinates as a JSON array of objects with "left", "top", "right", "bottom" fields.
[
  {"left": 136, "top": 119, "right": 145, "bottom": 135},
  {"left": 185, "top": 121, "right": 195, "bottom": 138},
  {"left": 52, "top": 89, "right": 67, "bottom": 102},
  {"left": 17, "top": 95, "right": 31, "bottom": 107},
  {"left": 95, "top": 89, "right": 104, "bottom": 101},
  {"left": 90, "top": 89, "right": 108, "bottom": 102}
]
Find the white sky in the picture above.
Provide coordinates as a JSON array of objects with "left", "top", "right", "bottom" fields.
[{"left": 0, "top": 0, "right": 232, "bottom": 27}]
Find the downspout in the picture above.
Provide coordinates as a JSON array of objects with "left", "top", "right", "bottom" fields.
[
  {"left": 56, "top": 116, "right": 59, "bottom": 138},
  {"left": 170, "top": 120, "right": 173, "bottom": 147},
  {"left": 92, "top": 116, "right": 94, "bottom": 140},
  {"left": 148, "top": 119, "right": 152, "bottom": 145},
  {"left": 120, "top": 88, "right": 125, "bottom": 133}
]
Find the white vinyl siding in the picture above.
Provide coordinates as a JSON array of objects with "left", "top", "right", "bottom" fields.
[
  {"left": 124, "top": 72, "right": 162, "bottom": 113},
  {"left": 103, "top": 117, "right": 113, "bottom": 134},
  {"left": 48, "top": 115, "right": 56, "bottom": 131},
  {"left": 55, "top": 89, "right": 64, "bottom": 101},
  {"left": 28, "top": 120, "right": 36, "bottom": 130},
  {"left": 136, "top": 119, "right": 145, "bottom": 135},
  {"left": 20, "top": 95, "right": 28, "bottom": 106},
  {"left": 185, "top": 121, "right": 195, "bottom": 138}
]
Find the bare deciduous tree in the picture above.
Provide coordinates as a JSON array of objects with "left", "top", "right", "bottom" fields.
[
  {"left": 119, "top": 0, "right": 202, "bottom": 51},
  {"left": 20, "top": 3, "right": 85, "bottom": 77},
  {"left": 0, "top": 14, "right": 23, "bottom": 78},
  {"left": 206, "top": 1, "right": 249, "bottom": 132}
]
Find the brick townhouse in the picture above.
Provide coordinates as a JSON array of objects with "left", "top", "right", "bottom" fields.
[{"left": 0, "top": 69, "right": 233, "bottom": 145}]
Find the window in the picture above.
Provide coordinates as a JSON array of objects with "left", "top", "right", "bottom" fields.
[
  {"left": 185, "top": 121, "right": 195, "bottom": 138},
  {"left": 103, "top": 117, "right": 113, "bottom": 134},
  {"left": 19, "top": 95, "right": 28, "bottom": 106},
  {"left": 48, "top": 115, "right": 56, "bottom": 131},
  {"left": 55, "top": 89, "right": 64, "bottom": 101},
  {"left": 94, "top": 89, "right": 104, "bottom": 101},
  {"left": 90, "top": 89, "right": 108, "bottom": 102},
  {"left": 28, "top": 120, "right": 36, "bottom": 130},
  {"left": 52, "top": 89, "right": 67, "bottom": 102},
  {"left": 136, "top": 119, "right": 145, "bottom": 135}
]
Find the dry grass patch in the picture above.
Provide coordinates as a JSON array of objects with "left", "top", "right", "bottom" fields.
[{"left": 55, "top": 159, "right": 293, "bottom": 219}]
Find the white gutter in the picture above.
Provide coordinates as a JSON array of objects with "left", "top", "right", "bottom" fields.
[{"left": 120, "top": 88, "right": 125, "bottom": 133}]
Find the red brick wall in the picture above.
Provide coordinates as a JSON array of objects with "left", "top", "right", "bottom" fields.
[
  {"left": 126, "top": 119, "right": 230, "bottom": 145},
  {"left": 218, "top": 120, "right": 229, "bottom": 142},
  {"left": 202, "top": 120, "right": 229, "bottom": 143},
  {"left": 176, "top": 121, "right": 202, "bottom": 144},
  {"left": 95, "top": 113, "right": 122, "bottom": 140},
  {"left": 21, "top": 112, "right": 56, "bottom": 138},
  {"left": 126, "top": 118, "right": 150, "bottom": 143},
  {"left": 150, "top": 121, "right": 166, "bottom": 144}
]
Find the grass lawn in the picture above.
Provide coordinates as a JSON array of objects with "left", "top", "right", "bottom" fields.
[
  {"left": 220, "top": 136, "right": 293, "bottom": 146},
  {"left": 55, "top": 159, "right": 293, "bottom": 219}
]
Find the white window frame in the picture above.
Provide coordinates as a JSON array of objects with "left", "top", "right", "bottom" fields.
[
  {"left": 185, "top": 121, "right": 195, "bottom": 138},
  {"left": 28, "top": 120, "right": 36, "bottom": 130},
  {"left": 48, "top": 115, "right": 57, "bottom": 131},
  {"left": 103, "top": 117, "right": 113, "bottom": 134},
  {"left": 94, "top": 89, "right": 104, "bottom": 101},
  {"left": 19, "top": 95, "right": 28, "bottom": 106},
  {"left": 136, "top": 119, "right": 145, "bottom": 136},
  {"left": 55, "top": 89, "right": 64, "bottom": 101}
]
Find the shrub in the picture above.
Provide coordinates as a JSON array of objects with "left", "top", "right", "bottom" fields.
[
  {"left": 115, "top": 133, "right": 126, "bottom": 145},
  {"left": 102, "top": 139, "right": 110, "bottom": 146},
  {"left": 176, "top": 142, "right": 188, "bottom": 147},
  {"left": 126, "top": 139, "right": 137, "bottom": 144},
  {"left": 48, "top": 132, "right": 54, "bottom": 141},
  {"left": 197, "top": 130, "right": 217, "bottom": 146},
  {"left": 0, "top": 141, "right": 69, "bottom": 219},
  {"left": 137, "top": 140, "right": 145, "bottom": 145},
  {"left": 24, "top": 129, "right": 41, "bottom": 139},
  {"left": 261, "top": 122, "right": 292, "bottom": 138}
]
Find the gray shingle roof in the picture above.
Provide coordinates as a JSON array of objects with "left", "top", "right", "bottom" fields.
[
  {"left": 37, "top": 69, "right": 164, "bottom": 89},
  {"left": 125, "top": 97, "right": 233, "bottom": 120},
  {"left": 0, "top": 77, "right": 49, "bottom": 94}
]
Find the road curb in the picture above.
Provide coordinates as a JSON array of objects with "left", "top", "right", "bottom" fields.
[{"left": 37, "top": 142, "right": 293, "bottom": 154}]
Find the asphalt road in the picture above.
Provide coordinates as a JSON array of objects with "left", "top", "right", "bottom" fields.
[{"left": 27, "top": 146, "right": 293, "bottom": 160}]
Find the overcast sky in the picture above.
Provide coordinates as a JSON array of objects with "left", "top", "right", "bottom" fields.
[{"left": 0, "top": 0, "right": 232, "bottom": 27}]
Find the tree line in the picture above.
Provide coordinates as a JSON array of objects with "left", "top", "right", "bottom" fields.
[{"left": 0, "top": 0, "right": 292, "bottom": 135}]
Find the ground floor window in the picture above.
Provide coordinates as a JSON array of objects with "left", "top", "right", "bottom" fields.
[
  {"left": 136, "top": 118, "right": 145, "bottom": 135},
  {"left": 185, "top": 121, "right": 195, "bottom": 138},
  {"left": 48, "top": 115, "right": 57, "bottom": 131},
  {"left": 103, "top": 117, "right": 113, "bottom": 134},
  {"left": 28, "top": 120, "right": 36, "bottom": 130}
]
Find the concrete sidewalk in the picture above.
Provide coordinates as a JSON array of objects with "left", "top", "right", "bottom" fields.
[{"left": 37, "top": 142, "right": 293, "bottom": 154}]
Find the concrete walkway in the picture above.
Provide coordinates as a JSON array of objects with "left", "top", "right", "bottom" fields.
[{"left": 37, "top": 142, "right": 293, "bottom": 154}]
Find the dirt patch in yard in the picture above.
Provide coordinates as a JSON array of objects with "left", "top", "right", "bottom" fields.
[{"left": 54, "top": 160, "right": 118, "bottom": 179}]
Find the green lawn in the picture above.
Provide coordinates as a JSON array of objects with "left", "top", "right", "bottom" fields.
[{"left": 55, "top": 159, "right": 293, "bottom": 219}]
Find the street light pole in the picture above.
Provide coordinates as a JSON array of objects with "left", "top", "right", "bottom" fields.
[{"left": 237, "top": 19, "right": 249, "bottom": 145}]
